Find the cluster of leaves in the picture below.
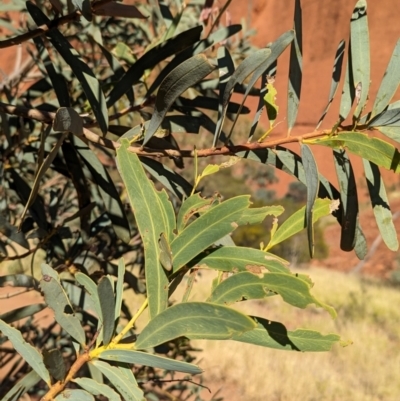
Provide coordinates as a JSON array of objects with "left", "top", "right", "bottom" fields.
[{"left": 1, "top": 0, "right": 400, "bottom": 399}]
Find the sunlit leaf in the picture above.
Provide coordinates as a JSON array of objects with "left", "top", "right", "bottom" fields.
[
  {"left": 208, "top": 271, "right": 336, "bottom": 317},
  {"left": 116, "top": 141, "right": 173, "bottom": 318},
  {"left": 301, "top": 144, "right": 319, "bottom": 257},
  {"left": 135, "top": 302, "right": 256, "bottom": 349},
  {"left": 90, "top": 360, "right": 144, "bottom": 401},
  {"left": 287, "top": 0, "right": 302, "bottom": 134},
  {"left": 363, "top": 160, "right": 398, "bottom": 251},
  {"left": 192, "top": 246, "right": 290, "bottom": 273},
  {"left": 55, "top": 389, "right": 94, "bottom": 400},
  {"left": 171, "top": 196, "right": 250, "bottom": 272},
  {"left": 100, "top": 349, "right": 202, "bottom": 374},
  {"left": 73, "top": 377, "right": 121, "bottom": 401},
  {"left": 267, "top": 198, "right": 339, "bottom": 250},
  {"left": 350, "top": 0, "right": 370, "bottom": 118},
  {"left": 233, "top": 316, "right": 340, "bottom": 351}
]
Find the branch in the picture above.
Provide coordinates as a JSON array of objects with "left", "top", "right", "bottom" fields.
[
  {"left": 0, "top": 0, "right": 114, "bottom": 49},
  {"left": 0, "top": 101, "right": 336, "bottom": 159}
]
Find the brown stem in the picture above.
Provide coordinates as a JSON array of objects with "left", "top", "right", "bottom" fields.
[
  {"left": 0, "top": 101, "right": 352, "bottom": 159},
  {"left": 40, "top": 352, "right": 91, "bottom": 401},
  {"left": 0, "top": 0, "right": 114, "bottom": 49}
]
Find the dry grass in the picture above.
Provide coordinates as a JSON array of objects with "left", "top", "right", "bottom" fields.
[{"left": 179, "top": 267, "right": 400, "bottom": 401}]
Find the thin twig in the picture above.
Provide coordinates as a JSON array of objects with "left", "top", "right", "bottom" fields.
[
  {"left": 0, "top": 0, "right": 114, "bottom": 49},
  {"left": 0, "top": 100, "right": 336, "bottom": 158}
]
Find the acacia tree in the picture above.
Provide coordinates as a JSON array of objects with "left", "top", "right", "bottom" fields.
[{"left": 0, "top": 0, "right": 399, "bottom": 399}]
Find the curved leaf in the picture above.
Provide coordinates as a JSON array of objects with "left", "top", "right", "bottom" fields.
[
  {"left": 0, "top": 319, "right": 51, "bottom": 385},
  {"left": 40, "top": 264, "right": 86, "bottom": 346},
  {"left": 100, "top": 349, "right": 202, "bottom": 374},
  {"left": 176, "top": 193, "right": 213, "bottom": 233},
  {"left": 316, "top": 39, "right": 346, "bottom": 129},
  {"left": 368, "top": 107, "right": 400, "bottom": 127},
  {"left": 287, "top": 0, "right": 303, "bottom": 134},
  {"left": 363, "top": 160, "right": 398, "bottom": 251},
  {"left": 146, "top": 25, "right": 242, "bottom": 97},
  {"left": 207, "top": 271, "right": 335, "bottom": 317},
  {"left": 143, "top": 54, "right": 216, "bottom": 144},
  {"left": 1, "top": 370, "right": 42, "bottom": 401},
  {"left": 171, "top": 196, "right": 250, "bottom": 272},
  {"left": 116, "top": 141, "right": 172, "bottom": 318},
  {"left": 73, "top": 377, "right": 121, "bottom": 401},
  {"left": 90, "top": 360, "right": 144, "bottom": 401},
  {"left": 106, "top": 26, "right": 203, "bottom": 107},
  {"left": 193, "top": 246, "right": 290, "bottom": 273},
  {"left": 231, "top": 30, "right": 294, "bottom": 138},
  {"left": 267, "top": 198, "right": 339, "bottom": 250},
  {"left": 115, "top": 258, "right": 125, "bottom": 321},
  {"left": 301, "top": 144, "right": 319, "bottom": 257},
  {"left": 0, "top": 304, "right": 46, "bottom": 324},
  {"left": 135, "top": 302, "right": 256, "bottom": 350},
  {"left": 75, "top": 273, "right": 102, "bottom": 318},
  {"left": 370, "top": 39, "right": 400, "bottom": 119},
  {"left": 233, "top": 316, "right": 340, "bottom": 352},
  {"left": 306, "top": 132, "right": 400, "bottom": 173},
  {"left": 213, "top": 48, "right": 271, "bottom": 146}
]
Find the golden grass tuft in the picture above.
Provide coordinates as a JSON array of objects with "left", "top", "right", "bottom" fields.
[{"left": 183, "top": 267, "right": 400, "bottom": 401}]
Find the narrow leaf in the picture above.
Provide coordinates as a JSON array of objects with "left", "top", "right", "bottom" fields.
[
  {"left": 100, "top": 349, "right": 202, "bottom": 374},
  {"left": 0, "top": 319, "right": 51, "bottom": 385},
  {"left": 363, "top": 159, "right": 398, "bottom": 251},
  {"left": 40, "top": 264, "right": 86, "bottom": 346},
  {"left": 231, "top": 30, "right": 294, "bottom": 138},
  {"left": 287, "top": 0, "right": 303, "bottom": 134},
  {"left": 233, "top": 316, "right": 340, "bottom": 352},
  {"left": 106, "top": 26, "right": 203, "bottom": 107},
  {"left": 115, "top": 258, "right": 125, "bottom": 321},
  {"left": 73, "top": 377, "right": 121, "bottom": 401},
  {"left": 1, "top": 370, "right": 42, "bottom": 401},
  {"left": 208, "top": 271, "right": 336, "bottom": 317},
  {"left": 301, "top": 144, "right": 319, "bottom": 257},
  {"left": 213, "top": 48, "right": 271, "bottom": 146},
  {"left": 371, "top": 39, "right": 400, "bottom": 119},
  {"left": 26, "top": 2, "right": 108, "bottom": 134},
  {"left": 368, "top": 107, "right": 400, "bottom": 127},
  {"left": 98, "top": 276, "right": 115, "bottom": 346},
  {"left": 333, "top": 149, "right": 359, "bottom": 252},
  {"left": 171, "top": 196, "right": 250, "bottom": 272},
  {"left": 143, "top": 54, "right": 216, "bottom": 144},
  {"left": 90, "top": 360, "right": 144, "bottom": 401},
  {"left": 135, "top": 302, "right": 256, "bottom": 350},
  {"left": 193, "top": 246, "right": 290, "bottom": 273},
  {"left": 339, "top": 39, "right": 355, "bottom": 121},
  {"left": 73, "top": 136, "right": 130, "bottom": 243},
  {"left": 75, "top": 273, "right": 102, "bottom": 318},
  {"left": 350, "top": 0, "right": 370, "bottom": 118},
  {"left": 116, "top": 141, "right": 172, "bottom": 318},
  {"left": 0, "top": 304, "right": 46, "bottom": 324},
  {"left": 176, "top": 193, "right": 213, "bottom": 233},
  {"left": 316, "top": 39, "right": 345, "bottom": 129},
  {"left": 267, "top": 198, "right": 339, "bottom": 250}
]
